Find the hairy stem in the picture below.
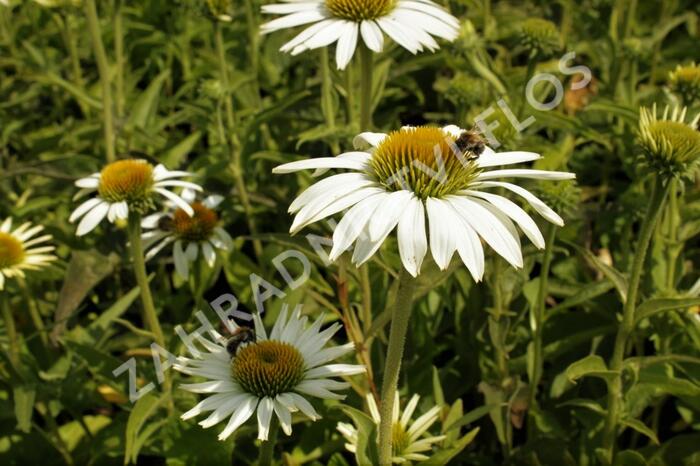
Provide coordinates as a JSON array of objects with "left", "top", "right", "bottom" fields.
[
  {"left": 378, "top": 267, "right": 417, "bottom": 465},
  {"left": 601, "top": 177, "right": 670, "bottom": 463},
  {"left": 84, "top": 0, "right": 115, "bottom": 162}
]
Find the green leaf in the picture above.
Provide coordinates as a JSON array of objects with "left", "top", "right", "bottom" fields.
[
  {"left": 160, "top": 131, "right": 202, "bottom": 168},
  {"left": 432, "top": 366, "right": 445, "bottom": 408},
  {"left": 614, "top": 450, "right": 648, "bottom": 466},
  {"left": 620, "top": 417, "right": 659, "bottom": 445},
  {"left": 635, "top": 297, "right": 700, "bottom": 324},
  {"left": 568, "top": 243, "right": 628, "bottom": 303},
  {"left": 444, "top": 403, "right": 504, "bottom": 432},
  {"left": 89, "top": 285, "right": 142, "bottom": 335},
  {"left": 565, "top": 355, "right": 618, "bottom": 384},
  {"left": 127, "top": 70, "right": 170, "bottom": 130},
  {"left": 339, "top": 405, "right": 379, "bottom": 466},
  {"left": 13, "top": 385, "right": 35, "bottom": 433},
  {"left": 549, "top": 280, "right": 616, "bottom": 314},
  {"left": 125, "top": 392, "right": 168, "bottom": 464},
  {"left": 421, "top": 427, "right": 479, "bottom": 466}
]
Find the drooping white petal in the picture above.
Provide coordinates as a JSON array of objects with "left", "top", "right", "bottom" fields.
[
  {"left": 426, "top": 197, "right": 457, "bottom": 270},
  {"left": 472, "top": 181, "right": 565, "bottom": 226},
  {"left": 360, "top": 20, "right": 384, "bottom": 52},
  {"left": 335, "top": 21, "right": 359, "bottom": 70},
  {"left": 76, "top": 201, "right": 110, "bottom": 236},
  {"left": 397, "top": 195, "right": 427, "bottom": 277},
  {"left": 256, "top": 397, "right": 275, "bottom": 441},
  {"left": 217, "top": 396, "right": 258, "bottom": 441},
  {"left": 476, "top": 147, "right": 541, "bottom": 168}
]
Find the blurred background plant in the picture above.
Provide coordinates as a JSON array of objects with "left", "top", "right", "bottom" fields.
[{"left": 1, "top": 0, "right": 700, "bottom": 465}]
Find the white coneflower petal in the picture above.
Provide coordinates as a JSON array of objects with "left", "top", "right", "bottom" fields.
[
  {"left": 337, "top": 392, "right": 444, "bottom": 464},
  {"left": 261, "top": 0, "right": 459, "bottom": 69},
  {"left": 70, "top": 159, "right": 201, "bottom": 236},
  {"left": 176, "top": 307, "right": 363, "bottom": 440},
  {"left": 0, "top": 218, "right": 56, "bottom": 290},
  {"left": 275, "top": 125, "right": 574, "bottom": 278}
]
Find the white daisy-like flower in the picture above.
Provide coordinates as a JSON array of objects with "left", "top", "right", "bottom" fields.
[
  {"left": 337, "top": 391, "right": 445, "bottom": 464},
  {"left": 0, "top": 218, "right": 56, "bottom": 290},
  {"left": 141, "top": 190, "right": 233, "bottom": 279},
  {"left": 260, "top": 0, "right": 460, "bottom": 70},
  {"left": 273, "top": 125, "right": 576, "bottom": 279},
  {"left": 70, "top": 159, "right": 202, "bottom": 237},
  {"left": 175, "top": 306, "right": 365, "bottom": 441}
]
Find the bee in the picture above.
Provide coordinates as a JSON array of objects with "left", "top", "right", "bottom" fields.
[
  {"left": 225, "top": 326, "right": 256, "bottom": 357},
  {"left": 454, "top": 128, "right": 486, "bottom": 161}
]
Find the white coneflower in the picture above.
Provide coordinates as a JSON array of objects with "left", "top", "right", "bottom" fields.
[
  {"left": 70, "top": 159, "right": 202, "bottom": 236},
  {"left": 175, "top": 306, "right": 365, "bottom": 441},
  {"left": 337, "top": 392, "right": 445, "bottom": 464},
  {"left": 273, "top": 125, "right": 575, "bottom": 280},
  {"left": 141, "top": 190, "right": 233, "bottom": 279},
  {"left": 260, "top": 0, "right": 460, "bottom": 70},
  {"left": 637, "top": 104, "right": 700, "bottom": 179},
  {"left": 0, "top": 218, "right": 56, "bottom": 290}
]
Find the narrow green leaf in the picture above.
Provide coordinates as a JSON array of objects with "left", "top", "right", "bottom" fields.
[
  {"left": 635, "top": 297, "right": 700, "bottom": 324},
  {"left": 421, "top": 427, "right": 479, "bottom": 466},
  {"left": 568, "top": 243, "right": 628, "bottom": 303},
  {"left": 620, "top": 417, "right": 659, "bottom": 445},
  {"left": 565, "top": 355, "right": 618, "bottom": 384},
  {"left": 127, "top": 70, "right": 170, "bottom": 130},
  {"left": 125, "top": 392, "right": 167, "bottom": 464},
  {"left": 13, "top": 385, "right": 36, "bottom": 433},
  {"left": 339, "top": 405, "right": 379, "bottom": 466}
]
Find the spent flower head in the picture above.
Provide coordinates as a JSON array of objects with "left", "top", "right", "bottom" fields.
[{"left": 637, "top": 104, "right": 700, "bottom": 179}]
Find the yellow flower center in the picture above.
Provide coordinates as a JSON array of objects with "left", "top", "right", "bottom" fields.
[
  {"left": 231, "top": 340, "right": 305, "bottom": 398},
  {"left": 370, "top": 127, "right": 481, "bottom": 199},
  {"left": 172, "top": 202, "right": 219, "bottom": 242},
  {"left": 391, "top": 422, "right": 411, "bottom": 458},
  {"left": 98, "top": 160, "right": 154, "bottom": 203},
  {"left": 641, "top": 120, "right": 700, "bottom": 173},
  {"left": 325, "top": 0, "right": 395, "bottom": 21},
  {"left": 0, "top": 233, "right": 25, "bottom": 269}
]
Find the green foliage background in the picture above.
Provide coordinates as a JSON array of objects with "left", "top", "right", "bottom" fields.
[{"left": 1, "top": 0, "right": 700, "bottom": 465}]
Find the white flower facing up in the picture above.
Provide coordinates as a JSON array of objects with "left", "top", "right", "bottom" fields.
[
  {"left": 337, "top": 392, "right": 445, "bottom": 464},
  {"left": 70, "top": 159, "right": 202, "bottom": 236},
  {"left": 260, "top": 0, "right": 460, "bottom": 69},
  {"left": 141, "top": 190, "right": 233, "bottom": 279},
  {"left": 273, "top": 125, "right": 576, "bottom": 279},
  {"left": 0, "top": 218, "right": 56, "bottom": 290},
  {"left": 175, "top": 306, "right": 365, "bottom": 441}
]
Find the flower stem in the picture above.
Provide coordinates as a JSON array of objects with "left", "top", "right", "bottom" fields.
[
  {"left": 84, "top": 0, "right": 116, "bottom": 163},
  {"left": 113, "top": 0, "right": 125, "bottom": 120},
  {"left": 257, "top": 417, "right": 279, "bottom": 466},
  {"left": 213, "top": 21, "right": 263, "bottom": 260},
  {"left": 359, "top": 43, "right": 373, "bottom": 131},
  {"left": 378, "top": 267, "right": 417, "bottom": 465},
  {"left": 18, "top": 277, "right": 49, "bottom": 350},
  {"left": 320, "top": 48, "right": 340, "bottom": 154},
  {"left": 527, "top": 223, "right": 557, "bottom": 433},
  {"left": 601, "top": 177, "right": 670, "bottom": 463},
  {"left": 1, "top": 293, "right": 19, "bottom": 367}
]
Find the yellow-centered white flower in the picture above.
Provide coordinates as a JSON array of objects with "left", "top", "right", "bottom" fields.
[
  {"left": 337, "top": 392, "right": 445, "bottom": 464},
  {"left": 70, "top": 159, "right": 202, "bottom": 236},
  {"left": 174, "top": 306, "right": 365, "bottom": 441},
  {"left": 273, "top": 125, "right": 575, "bottom": 279},
  {"left": 141, "top": 189, "right": 233, "bottom": 279},
  {"left": 0, "top": 218, "right": 56, "bottom": 290},
  {"left": 260, "top": 0, "right": 460, "bottom": 69}
]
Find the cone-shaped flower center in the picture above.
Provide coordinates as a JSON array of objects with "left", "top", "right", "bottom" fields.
[
  {"left": 391, "top": 422, "right": 411, "bottom": 458},
  {"left": 98, "top": 160, "right": 154, "bottom": 203},
  {"left": 670, "top": 65, "right": 700, "bottom": 103},
  {"left": 0, "top": 233, "right": 24, "bottom": 268},
  {"left": 172, "top": 202, "right": 218, "bottom": 241},
  {"left": 640, "top": 120, "right": 700, "bottom": 174},
  {"left": 231, "top": 340, "right": 305, "bottom": 398},
  {"left": 325, "top": 0, "right": 395, "bottom": 21},
  {"left": 370, "top": 127, "right": 481, "bottom": 199}
]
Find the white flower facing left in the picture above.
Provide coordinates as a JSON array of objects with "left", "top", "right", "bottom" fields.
[
  {"left": 141, "top": 189, "right": 233, "bottom": 279},
  {"left": 273, "top": 125, "right": 576, "bottom": 279},
  {"left": 174, "top": 306, "right": 365, "bottom": 441},
  {"left": 70, "top": 159, "right": 202, "bottom": 236},
  {"left": 261, "top": 0, "right": 460, "bottom": 70},
  {"left": 0, "top": 218, "right": 56, "bottom": 290}
]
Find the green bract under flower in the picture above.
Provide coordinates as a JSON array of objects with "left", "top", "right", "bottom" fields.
[
  {"left": 231, "top": 340, "right": 306, "bottom": 398},
  {"left": 520, "top": 18, "right": 561, "bottom": 56},
  {"left": 325, "top": 0, "right": 395, "bottom": 21},
  {"left": 638, "top": 105, "right": 700, "bottom": 178},
  {"left": 0, "top": 232, "right": 24, "bottom": 269},
  {"left": 370, "top": 126, "right": 481, "bottom": 199}
]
